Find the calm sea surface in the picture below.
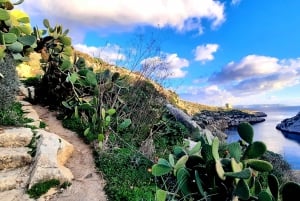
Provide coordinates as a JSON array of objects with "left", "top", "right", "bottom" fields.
[{"left": 224, "top": 105, "right": 300, "bottom": 170}]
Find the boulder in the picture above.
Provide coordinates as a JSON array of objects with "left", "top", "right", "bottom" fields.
[{"left": 28, "top": 129, "right": 74, "bottom": 188}]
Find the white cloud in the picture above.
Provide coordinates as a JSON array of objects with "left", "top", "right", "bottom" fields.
[
  {"left": 141, "top": 53, "right": 189, "bottom": 79},
  {"left": 18, "top": 0, "right": 225, "bottom": 36},
  {"left": 74, "top": 43, "right": 126, "bottom": 65},
  {"left": 194, "top": 44, "right": 219, "bottom": 63},
  {"left": 179, "top": 55, "right": 300, "bottom": 106},
  {"left": 178, "top": 85, "right": 233, "bottom": 106}
]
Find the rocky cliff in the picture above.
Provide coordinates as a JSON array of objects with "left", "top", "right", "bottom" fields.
[{"left": 276, "top": 112, "right": 300, "bottom": 134}]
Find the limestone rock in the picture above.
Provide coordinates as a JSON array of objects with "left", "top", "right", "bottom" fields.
[
  {"left": 276, "top": 112, "right": 300, "bottom": 134},
  {"left": 0, "top": 127, "right": 33, "bottom": 147},
  {"left": 28, "top": 129, "right": 74, "bottom": 188},
  {"left": 0, "top": 167, "right": 30, "bottom": 192},
  {"left": 0, "top": 147, "right": 32, "bottom": 170}
]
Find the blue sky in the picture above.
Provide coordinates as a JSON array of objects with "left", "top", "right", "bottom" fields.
[{"left": 18, "top": 0, "right": 300, "bottom": 106}]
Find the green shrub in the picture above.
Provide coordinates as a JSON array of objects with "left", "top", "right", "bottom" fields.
[
  {"left": 94, "top": 148, "right": 155, "bottom": 201},
  {"left": 0, "top": 101, "right": 32, "bottom": 126},
  {"left": 0, "top": 54, "right": 19, "bottom": 110}
]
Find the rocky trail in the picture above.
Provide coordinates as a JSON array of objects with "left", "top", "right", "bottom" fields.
[
  {"left": 32, "top": 104, "right": 107, "bottom": 201},
  {"left": 0, "top": 98, "right": 107, "bottom": 201}
]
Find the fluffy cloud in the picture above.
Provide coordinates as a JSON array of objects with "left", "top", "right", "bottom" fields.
[
  {"left": 178, "top": 85, "right": 233, "bottom": 106},
  {"left": 180, "top": 55, "right": 300, "bottom": 106},
  {"left": 194, "top": 44, "right": 219, "bottom": 63},
  {"left": 209, "top": 55, "right": 300, "bottom": 95},
  {"left": 74, "top": 43, "right": 126, "bottom": 65},
  {"left": 141, "top": 53, "right": 189, "bottom": 78},
  {"left": 18, "top": 0, "right": 225, "bottom": 35}
]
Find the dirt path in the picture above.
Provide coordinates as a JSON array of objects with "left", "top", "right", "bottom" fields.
[{"left": 32, "top": 105, "right": 108, "bottom": 201}]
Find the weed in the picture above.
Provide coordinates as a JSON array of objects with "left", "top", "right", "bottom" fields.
[
  {"left": 27, "top": 179, "right": 60, "bottom": 199},
  {"left": 0, "top": 102, "right": 33, "bottom": 126}
]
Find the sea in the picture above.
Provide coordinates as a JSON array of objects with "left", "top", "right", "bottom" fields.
[{"left": 224, "top": 105, "right": 300, "bottom": 170}]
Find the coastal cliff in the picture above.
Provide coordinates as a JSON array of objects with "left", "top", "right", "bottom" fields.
[
  {"left": 192, "top": 109, "right": 266, "bottom": 131},
  {"left": 276, "top": 112, "right": 300, "bottom": 134}
]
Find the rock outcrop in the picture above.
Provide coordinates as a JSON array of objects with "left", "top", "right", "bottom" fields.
[
  {"left": 192, "top": 109, "right": 266, "bottom": 131},
  {"left": 276, "top": 112, "right": 300, "bottom": 134},
  {"left": 165, "top": 104, "right": 226, "bottom": 141},
  {"left": 0, "top": 100, "right": 74, "bottom": 201}
]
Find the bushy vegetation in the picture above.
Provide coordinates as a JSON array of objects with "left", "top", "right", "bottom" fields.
[{"left": 151, "top": 122, "right": 300, "bottom": 201}]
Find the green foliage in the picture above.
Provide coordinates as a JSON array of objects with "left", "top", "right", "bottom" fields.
[
  {"left": 0, "top": 101, "right": 32, "bottom": 125},
  {"left": 0, "top": 53, "right": 19, "bottom": 109},
  {"left": 151, "top": 122, "right": 299, "bottom": 201},
  {"left": 27, "top": 179, "right": 60, "bottom": 199},
  {"left": 94, "top": 148, "right": 155, "bottom": 201}
]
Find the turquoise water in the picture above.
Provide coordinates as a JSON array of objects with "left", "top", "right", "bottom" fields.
[{"left": 225, "top": 105, "right": 300, "bottom": 170}]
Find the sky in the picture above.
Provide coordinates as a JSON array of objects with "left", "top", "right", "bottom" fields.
[{"left": 17, "top": 0, "right": 300, "bottom": 107}]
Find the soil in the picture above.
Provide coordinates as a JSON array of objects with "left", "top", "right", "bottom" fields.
[{"left": 31, "top": 104, "right": 108, "bottom": 201}]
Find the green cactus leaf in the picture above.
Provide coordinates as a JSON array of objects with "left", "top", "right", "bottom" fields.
[
  {"left": 254, "top": 179, "right": 262, "bottom": 195},
  {"left": 169, "top": 154, "right": 175, "bottom": 167},
  {"left": 212, "top": 137, "right": 220, "bottom": 160},
  {"left": 0, "top": 8, "right": 10, "bottom": 21},
  {"left": 176, "top": 167, "right": 191, "bottom": 196},
  {"left": 18, "top": 35, "right": 36, "bottom": 46},
  {"left": 59, "top": 36, "right": 72, "bottom": 46},
  {"left": 155, "top": 189, "right": 167, "bottom": 201},
  {"left": 63, "top": 46, "right": 73, "bottom": 56},
  {"left": 246, "top": 159, "right": 273, "bottom": 172},
  {"left": 85, "top": 71, "right": 97, "bottom": 86},
  {"left": 257, "top": 190, "right": 272, "bottom": 201},
  {"left": 237, "top": 122, "right": 254, "bottom": 144},
  {"left": 244, "top": 141, "right": 267, "bottom": 159},
  {"left": 60, "top": 59, "right": 72, "bottom": 71},
  {"left": 7, "top": 41, "right": 23, "bottom": 52},
  {"left": 10, "top": 9, "right": 29, "bottom": 21},
  {"left": 231, "top": 158, "right": 243, "bottom": 172},
  {"left": 3, "top": 33, "right": 17, "bottom": 44},
  {"left": 43, "top": 19, "right": 50, "bottom": 28},
  {"left": 4, "top": 19, "right": 11, "bottom": 27},
  {"left": 281, "top": 181, "right": 300, "bottom": 201},
  {"left": 173, "top": 146, "right": 186, "bottom": 158},
  {"left": 235, "top": 179, "right": 250, "bottom": 200},
  {"left": 152, "top": 164, "right": 172, "bottom": 176},
  {"left": 201, "top": 143, "right": 214, "bottom": 162},
  {"left": 228, "top": 142, "right": 242, "bottom": 162},
  {"left": 188, "top": 141, "right": 201, "bottom": 155},
  {"left": 268, "top": 174, "right": 279, "bottom": 201},
  {"left": 17, "top": 24, "right": 32, "bottom": 35},
  {"left": 157, "top": 158, "right": 171, "bottom": 167},
  {"left": 216, "top": 160, "right": 226, "bottom": 180},
  {"left": 224, "top": 168, "right": 251, "bottom": 179},
  {"left": 174, "top": 155, "right": 188, "bottom": 173},
  {"left": 195, "top": 170, "right": 206, "bottom": 197},
  {"left": 9, "top": 27, "right": 21, "bottom": 37},
  {"left": 106, "top": 108, "right": 116, "bottom": 116}
]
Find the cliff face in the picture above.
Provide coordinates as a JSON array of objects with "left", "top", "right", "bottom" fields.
[
  {"left": 276, "top": 112, "right": 300, "bottom": 134},
  {"left": 192, "top": 109, "right": 266, "bottom": 131}
]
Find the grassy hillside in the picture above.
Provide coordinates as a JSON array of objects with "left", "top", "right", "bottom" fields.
[{"left": 17, "top": 50, "right": 220, "bottom": 115}]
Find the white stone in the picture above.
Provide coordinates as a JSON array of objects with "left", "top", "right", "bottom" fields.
[{"left": 28, "top": 129, "right": 74, "bottom": 188}]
